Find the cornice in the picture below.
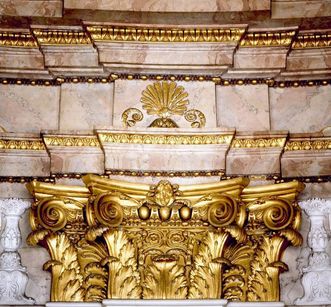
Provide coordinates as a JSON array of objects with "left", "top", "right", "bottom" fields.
[
  {"left": 0, "top": 31, "right": 38, "bottom": 48},
  {"left": 240, "top": 30, "right": 296, "bottom": 48},
  {"left": 284, "top": 139, "right": 331, "bottom": 151},
  {"left": 292, "top": 32, "right": 331, "bottom": 49},
  {"left": 43, "top": 135, "right": 100, "bottom": 147},
  {"left": 33, "top": 29, "right": 92, "bottom": 45},
  {"left": 231, "top": 137, "right": 287, "bottom": 149},
  {"left": 0, "top": 138, "right": 45, "bottom": 150},
  {"left": 86, "top": 25, "right": 245, "bottom": 43},
  {"left": 0, "top": 27, "right": 327, "bottom": 50},
  {"left": 97, "top": 132, "right": 234, "bottom": 145}
]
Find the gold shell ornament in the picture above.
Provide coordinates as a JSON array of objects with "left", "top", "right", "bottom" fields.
[
  {"left": 121, "top": 81, "right": 206, "bottom": 128},
  {"left": 141, "top": 81, "right": 189, "bottom": 117}
]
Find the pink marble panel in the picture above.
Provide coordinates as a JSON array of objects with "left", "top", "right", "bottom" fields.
[
  {"left": 64, "top": 0, "right": 270, "bottom": 12},
  {"left": 281, "top": 151, "right": 331, "bottom": 177},
  {"left": 0, "top": 48, "right": 44, "bottom": 70},
  {"left": 59, "top": 83, "right": 114, "bottom": 131},
  {"left": 0, "top": 85, "right": 60, "bottom": 132},
  {"left": 226, "top": 148, "right": 282, "bottom": 175},
  {"left": 234, "top": 48, "right": 288, "bottom": 69},
  {"left": 269, "top": 86, "right": 331, "bottom": 132},
  {"left": 216, "top": 84, "right": 270, "bottom": 130},
  {"left": 49, "top": 149, "right": 104, "bottom": 174},
  {"left": 0, "top": 0, "right": 62, "bottom": 17},
  {"left": 97, "top": 43, "right": 234, "bottom": 68},
  {"left": 0, "top": 151, "right": 50, "bottom": 176},
  {"left": 103, "top": 143, "right": 228, "bottom": 172},
  {"left": 42, "top": 46, "right": 99, "bottom": 68},
  {"left": 272, "top": 0, "right": 331, "bottom": 18},
  {"left": 287, "top": 49, "right": 331, "bottom": 71}
]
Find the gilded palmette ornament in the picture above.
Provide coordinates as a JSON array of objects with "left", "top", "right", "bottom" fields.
[
  {"left": 121, "top": 81, "right": 206, "bottom": 128},
  {"left": 27, "top": 175, "right": 304, "bottom": 302},
  {"left": 143, "top": 254, "right": 187, "bottom": 299}
]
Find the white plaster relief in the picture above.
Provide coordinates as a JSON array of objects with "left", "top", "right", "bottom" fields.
[
  {"left": 0, "top": 198, "right": 34, "bottom": 305},
  {"left": 296, "top": 198, "right": 331, "bottom": 305}
]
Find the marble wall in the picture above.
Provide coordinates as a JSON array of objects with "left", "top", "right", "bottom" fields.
[{"left": 0, "top": 81, "right": 330, "bottom": 133}]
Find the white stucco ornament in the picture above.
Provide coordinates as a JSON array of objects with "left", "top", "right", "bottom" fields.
[
  {"left": 296, "top": 198, "right": 331, "bottom": 305},
  {"left": 0, "top": 198, "right": 35, "bottom": 304}
]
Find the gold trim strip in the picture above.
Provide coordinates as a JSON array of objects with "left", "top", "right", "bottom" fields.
[
  {"left": 43, "top": 136, "right": 100, "bottom": 147},
  {"left": 2, "top": 28, "right": 330, "bottom": 49},
  {"left": 0, "top": 32, "right": 38, "bottom": 48},
  {"left": 292, "top": 33, "right": 331, "bottom": 49},
  {"left": 285, "top": 140, "right": 331, "bottom": 151},
  {"left": 87, "top": 26, "right": 245, "bottom": 43},
  {"left": 240, "top": 31, "right": 295, "bottom": 47},
  {"left": 106, "top": 169, "right": 225, "bottom": 177},
  {"left": 1, "top": 174, "right": 331, "bottom": 183},
  {"left": 0, "top": 139, "right": 45, "bottom": 150},
  {"left": 0, "top": 76, "right": 330, "bottom": 87},
  {"left": 33, "top": 30, "right": 92, "bottom": 45},
  {"left": 98, "top": 132, "right": 233, "bottom": 145},
  {"left": 231, "top": 138, "right": 287, "bottom": 148}
]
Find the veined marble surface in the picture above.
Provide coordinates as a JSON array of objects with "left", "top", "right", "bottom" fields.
[{"left": 270, "top": 85, "right": 331, "bottom": 132}]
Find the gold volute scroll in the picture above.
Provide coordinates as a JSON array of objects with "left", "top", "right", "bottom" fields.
[{"left": 27, "top": 175, "right": 304, "bottom": 302}]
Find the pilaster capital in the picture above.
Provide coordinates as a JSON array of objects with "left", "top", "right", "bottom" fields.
[
  {"left": 299, "top": 198, "right": 331, "bottom": 216},
  {"left": 0, "top": 198, "right": 31, "bottom": 216}
]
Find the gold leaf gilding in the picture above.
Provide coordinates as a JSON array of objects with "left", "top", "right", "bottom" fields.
[{"left": 27, "top": 175, "right": 303, "bottom": 302}]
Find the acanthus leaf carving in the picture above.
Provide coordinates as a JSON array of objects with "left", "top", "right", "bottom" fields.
[{"left": 26, "top": 175, "right": 304, "bottom": 303}]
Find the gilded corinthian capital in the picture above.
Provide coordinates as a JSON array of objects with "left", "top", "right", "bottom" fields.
[{"left": 26, "top": 175, "right": 304, "bottom": 302}]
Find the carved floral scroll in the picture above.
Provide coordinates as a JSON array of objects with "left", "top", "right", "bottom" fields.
[{"left": 26, "top": 175, "right": 304, "bottom": 302}]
